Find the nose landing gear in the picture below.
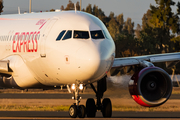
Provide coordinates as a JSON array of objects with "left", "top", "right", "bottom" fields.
[
  {"left": 68, "top": 76, "right": 112, "bottom": 118},
  {"left": 68, "top": 83, "right": 86, "bottom": 118}
]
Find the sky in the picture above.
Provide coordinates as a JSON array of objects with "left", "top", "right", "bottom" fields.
[{"left": 2, "top": 0, "right": 180, "bottom": 26}]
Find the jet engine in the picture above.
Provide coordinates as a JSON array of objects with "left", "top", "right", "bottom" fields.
[{"left": 129, "top": 67, "right": 172, "bottom": 107}]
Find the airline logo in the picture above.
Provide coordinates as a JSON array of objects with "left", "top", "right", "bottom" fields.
[
  {"left": 12, "top": 19, "right": 48, "bottom": 53},
  {"left": 12, "top": 31, "right": 40, "bottom": 53},
  {"left": 36, "top": 19, "right": 47, "bottom": 30}
]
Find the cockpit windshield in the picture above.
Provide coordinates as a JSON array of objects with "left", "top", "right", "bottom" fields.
[
  {"left": 90, "top": 30, "right": 105, "bottom": 39},
  {"left": 73, "top": 31, "right": 89, "bottom": 39},
  {"left": 62, "top": 30, "right": 72, "bottom": 40},
  {"left": 56, "top": 30, "right": 106, "bottom": 41}
]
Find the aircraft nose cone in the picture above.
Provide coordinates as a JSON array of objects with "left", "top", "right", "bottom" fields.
[{"left": 76, "top": 44, "right": 110, "bottom": 81}]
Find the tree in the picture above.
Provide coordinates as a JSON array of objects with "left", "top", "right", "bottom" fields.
[
  {"left": 139, "top": 0, "right": 180, "bottom": 54},
  {"left": 149, "top": 0, "right": 180, "bottom": 53},
  {"left": 82, "top": 8, "right": 85, "bottom": 12},
  {"left": 137, "top": 25, "right": 161, "bottom": 55},
  {"left": 177, "top": 2, "right": 180, "bottom": 14},
  {"left": 50, "top": 9, "right": 55, "bottom": 12},
  {"left": 176, "top": 2, "right": 180, "bottom": 34},
  {"left": 98, "top": 8, "right": 105, "bottom": 17},
  {"left": 109, "top": 12, "right": 114, "bottom": 19},
  {"left": 142, "top": 9, "right": 153, "bottom": 30},
  {"left": 135, "top": 24, "right": 141, "bottom": 39},
  {"left": 107, "top": 18, "right": 120, "bottom": 41},
  {"left": 85, "top": 4, "right": 107, "bottom": 25},
  {"left": 123, "top": 18, "right": 134, "bottom": 35},
  {"left": 85, "top": 4, "right": 92, "bottom": 14},
  {"left": 60, "top": 5, "right": 64, "bottom": 10},
  {"left": 140, "top": 11, "right": 170, "bottom": 54},
  {"left": 116, "top": 13, "right": 124, "bottom": 32},
  {"left": 0, "top": 0, "right": 3, "bottom": 15},
  {"left": 64, "top": 0, "right": 80, "bottom": 11},
  {"left": 75, "top": 1, "right": 80, "bottom": 11},
  {"left": 171, "top": 35, "right": 180, "bottom": 52},
  {"left": 65, "top": 0, "right": 74, "bottom": 10},
  {"left": 115, "top": 34, "right": 138, "bottom": 57},
  {"left": 150, "top": 0, "right": 178, "bottom": 33},
  {"left": 92, "top": 5, "right": 99, "bottom": 16}
]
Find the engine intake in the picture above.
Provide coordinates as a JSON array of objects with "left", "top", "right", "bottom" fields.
[{"left": 129, "top": 67, "right": 172, "bottom": 107}]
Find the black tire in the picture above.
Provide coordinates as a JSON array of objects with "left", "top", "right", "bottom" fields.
[
  {"left": 69, "top": 105, "right": 77, "bottom": 118},
  {"left": 78, "top": 105, "right": 86, "bottom": 118},
  {"left": 86, "top": 98, "right": 96, "bottom": 117},
  {"left": 102, "top": 98, "right": 112, "bottom": 118}
]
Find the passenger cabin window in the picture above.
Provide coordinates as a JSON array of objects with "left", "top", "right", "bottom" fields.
[
  {"left": 73, "top": 31, "right": 89, "bottom": 39},
  {"left": 62, "top": 30, "right": 72, "bottom": 40},
  {"left": 56, "top": 30, "right": 66, "bottom": 41},
  {"left": 90, "top": 30, "right": 105, "bottom": 39}
]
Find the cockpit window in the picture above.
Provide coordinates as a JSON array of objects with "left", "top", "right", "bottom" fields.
[
  {"left": 102, "top": 30, "right": 110, "bottom": 39},
  {"left": 56, "top": 30, "right": 66, "bottom": 41},
  {"left": 90, "top": 30, "right": 105, "bottom": 39},
  {"left": 62, "top": 30, "right": 72, "bottom": 40},
  {"left": 74, "top": 31, "right": 89, "bottom": 39}
]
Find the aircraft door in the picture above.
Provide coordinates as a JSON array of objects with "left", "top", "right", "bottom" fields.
[
  {"left": 40, "top": 18, "right": 57, "bottom": 57},
  {"left": 6, "top": 31, "right": 13, "bottom": 52}
]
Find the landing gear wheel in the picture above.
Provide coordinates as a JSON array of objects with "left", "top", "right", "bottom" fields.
[
  {"left": 69, "top": 105, "right": 77, "bottom": 118},
  {"left": 86, "top": 98, "right": 96, "bottom": 117},
  {"left": 78, "top": 105, "right": 86, "bottom": 118},
  {"left": 102, "top": 98, "right": 112, "bottom": 118}
]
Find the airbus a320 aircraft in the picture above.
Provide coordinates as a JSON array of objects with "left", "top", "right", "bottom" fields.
[{"left": 0, "top": 10, "right": 179, "bottom": 118}]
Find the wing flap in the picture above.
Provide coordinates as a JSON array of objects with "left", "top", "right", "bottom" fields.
[{"left": 149, "top": 53, "right": 180, "bottom": 63}]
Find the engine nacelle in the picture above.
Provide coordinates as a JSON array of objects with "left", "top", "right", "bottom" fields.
[
  {"left": 129, "top": 67, "right": 172, "bottom": 107},
  {"left": 0, "top": 76, "right": 19, "bottom": 88}
]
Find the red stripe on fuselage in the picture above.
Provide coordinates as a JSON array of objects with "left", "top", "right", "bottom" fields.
[{"left": 0, "top": 18, "right": 14, "bottom": 20}]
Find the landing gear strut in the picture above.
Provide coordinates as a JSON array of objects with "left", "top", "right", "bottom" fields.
[
  {"left": 87, "top": 76, "right": 112, "bottom": 118},
  {"left": 68, "top": 83, "right": 86, "bottom": 118},
  {"left": 68, "top": 76, "right": 112, "bottom": 118}
]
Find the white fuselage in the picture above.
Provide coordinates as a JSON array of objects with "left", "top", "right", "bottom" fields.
[{"left": 0, "top": 11, "right": 115, "bottom": 88}]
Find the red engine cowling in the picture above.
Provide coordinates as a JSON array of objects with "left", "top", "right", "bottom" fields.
[{"left": 129, "top": 67, "right": 172, "bottom": 107}]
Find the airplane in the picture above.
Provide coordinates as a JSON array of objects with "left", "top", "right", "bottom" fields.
[{"left": 0, "top": 9, "right": 179, "bottom": 118}]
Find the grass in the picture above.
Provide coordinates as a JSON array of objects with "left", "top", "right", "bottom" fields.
[{"left": 0, "top": 105, "right": 70, "bottom": 111}]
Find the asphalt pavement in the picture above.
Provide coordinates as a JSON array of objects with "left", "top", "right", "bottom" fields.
[
  {"left": 0, "top": 111, "right": 180, "bottom": 119},
  {"left": 0, "top": 93, "right": 179, "bottom": 119}
]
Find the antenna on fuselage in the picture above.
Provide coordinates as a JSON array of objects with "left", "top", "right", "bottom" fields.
[{"left": 18, "top": 7, "right": 21, "bottom": 14}]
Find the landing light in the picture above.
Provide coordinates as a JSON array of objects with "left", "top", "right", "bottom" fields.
[
  {"left": 71, "top": 83, "right": 83, "bottom": 91},
  {"left": 71, "top": 84, "right": 75, "bottom": 90},
  {"left": 79, "top": 84, "right": 83, "bottom": 90}
]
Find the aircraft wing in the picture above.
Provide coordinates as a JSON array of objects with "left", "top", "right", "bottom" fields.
[
  {"left": 111, "top": 52, "right": 180, "bottom": 107},
  {"left": 112, "top": 52, "right": 180, "bottom": 68}
]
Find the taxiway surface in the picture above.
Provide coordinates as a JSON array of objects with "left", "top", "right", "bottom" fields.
[
  {"left": 0, "top": 93, "right": 179, "bottom": 119},
  {"left": 0, "top": 111, "right": 180, "bottom": 120}
]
